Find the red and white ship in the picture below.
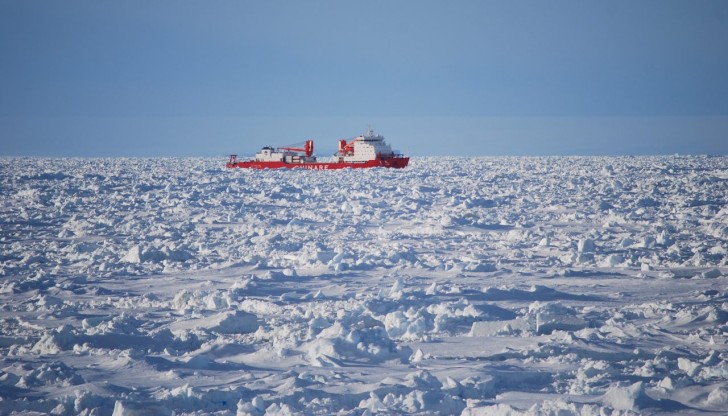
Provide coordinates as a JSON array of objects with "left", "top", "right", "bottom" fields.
[{"left": 226, "top": 129, "right": 409, "bottom": 170}]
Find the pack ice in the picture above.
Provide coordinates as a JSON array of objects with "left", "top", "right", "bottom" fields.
[{"left": 1, "top": 156, "right": 727, "bottom": 415}]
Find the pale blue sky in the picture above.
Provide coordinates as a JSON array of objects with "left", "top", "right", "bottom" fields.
[{"left": 1, "top": 1, "right": 727, "bottom": 156}]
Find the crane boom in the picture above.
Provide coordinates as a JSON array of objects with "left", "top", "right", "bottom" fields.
[{"left": 279, "top": 140, "right": 314, "bottom": 157}]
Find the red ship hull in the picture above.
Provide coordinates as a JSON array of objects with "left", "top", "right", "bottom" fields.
[{"left": 227, "top": 156, "right": 409, "bottom": 170}]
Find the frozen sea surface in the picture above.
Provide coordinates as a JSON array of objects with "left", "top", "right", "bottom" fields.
[{"left": 1, "top": 156, "right": 727, "bottom": 415}]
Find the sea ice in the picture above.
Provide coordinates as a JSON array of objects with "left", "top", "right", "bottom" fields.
[{"left": 1, "top": 156, "right": 726, "bottom": 414}]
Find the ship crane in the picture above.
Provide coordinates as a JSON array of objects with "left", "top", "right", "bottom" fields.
[
  {"left": 279, "top": 140, "right": 314, "bottom": 157},
  {"left": 337, "top": 137, "right": 361, "bottom": 157}
]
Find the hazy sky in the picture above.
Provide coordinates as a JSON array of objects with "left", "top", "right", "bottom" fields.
[{"left": 1, "top": 1, "right": 727, "bottom": 156}]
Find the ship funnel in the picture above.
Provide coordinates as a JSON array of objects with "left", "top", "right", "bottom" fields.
[{"left": 305, "top": 140, "right": 314, "bottom": 157}]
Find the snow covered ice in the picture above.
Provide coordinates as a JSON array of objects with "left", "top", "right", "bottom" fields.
[{"left": 1, "top": 155, "right": 728, "bottom": 415}]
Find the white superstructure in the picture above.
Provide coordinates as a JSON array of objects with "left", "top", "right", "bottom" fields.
[
  {"left": 255, "top": 146, "right": 316, "bottom": 163},
  {"left": 341, "top": 129, "right": 397, "bottom": 163},
  {"left": 255, "top": 147, "right": 287, "bottom": 162}
]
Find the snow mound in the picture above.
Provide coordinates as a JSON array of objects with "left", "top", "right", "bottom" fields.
[
  {"left": 303, "top": 313, "right": 407, "bottom": 365},
  {"left": 155, "top": 384, "right": 251, "bottom": 414},
  {"left": 18, "top": 361, "right": 84, "bottom": 387},
  {"left": 32, "top": 324, "right": 79, "bottom": 354},
  {"left": 170, "top": 310, "right": 260, "bottom": 334},
  {"left": 113, "top": 400, "right": 172, "bottom": 416},
  {"left": 470, "top": 301, "right": 586, "bottom": 336},
  {"left": 601, "top": 381, "right": 660, "bottom": 411},
  {"left": 463, "top": 399, "right": 609, "bottom": 416},
  {"left": 706, "top": 386, "right": 728, "bottom": 406}
]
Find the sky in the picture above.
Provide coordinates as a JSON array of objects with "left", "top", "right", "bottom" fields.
[{"left": 1, "top": 0, "right": 727, "bottom": 156}]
